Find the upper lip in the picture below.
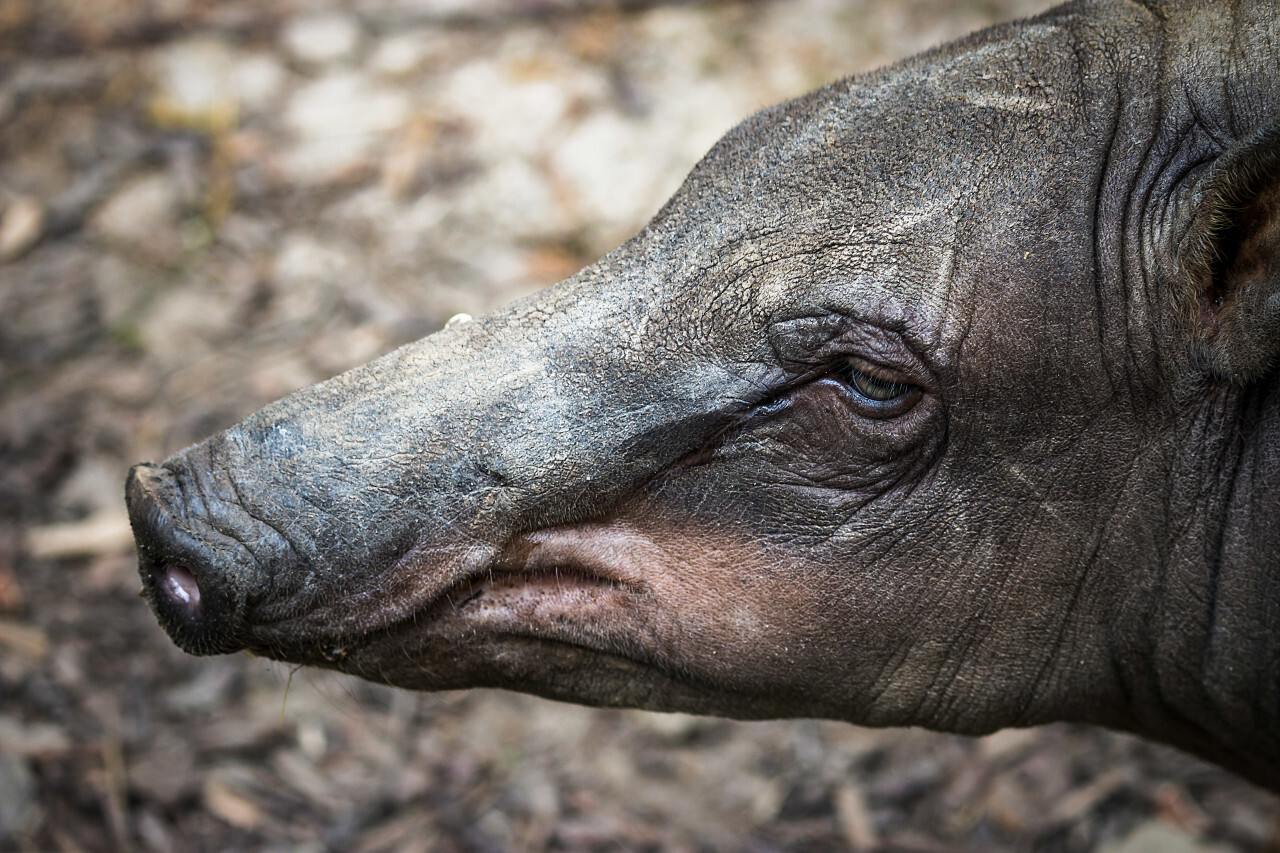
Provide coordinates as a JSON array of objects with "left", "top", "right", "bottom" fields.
[
  {"left": 410, "top": 529, "right": 645, "bottom": 622},
  {"left": 265, "top": 528, "right": 648, "bottom": 656}
]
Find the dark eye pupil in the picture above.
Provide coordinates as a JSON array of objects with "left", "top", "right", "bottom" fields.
[{"left": 849, "top": 367, "right": 908, "bottom": 402}]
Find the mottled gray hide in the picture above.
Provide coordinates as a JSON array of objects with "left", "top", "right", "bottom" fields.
[{"left": 128, "top": 0, "right": 1280, "bottom": 789}]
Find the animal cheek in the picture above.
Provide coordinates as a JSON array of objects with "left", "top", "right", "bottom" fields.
[{"left": 604, "top": 521, "right": 851, "bottom": 695}]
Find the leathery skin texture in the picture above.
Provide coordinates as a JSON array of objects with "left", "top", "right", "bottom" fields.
[{"left": 128, "top": 0, "right": 1280, "bottom": 790}]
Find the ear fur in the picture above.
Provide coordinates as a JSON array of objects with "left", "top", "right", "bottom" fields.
[{"left": 1181, "top": 122, "right": 1280, "bottom": 382}]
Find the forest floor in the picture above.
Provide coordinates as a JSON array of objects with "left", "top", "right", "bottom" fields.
[{"left": 2, "top": 0, "right": 1279, "bottom": 850}]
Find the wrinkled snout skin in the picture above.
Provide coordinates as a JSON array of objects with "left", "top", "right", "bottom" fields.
[{"left": 129, "top": 0, "right": 1280, "bottom": 789}]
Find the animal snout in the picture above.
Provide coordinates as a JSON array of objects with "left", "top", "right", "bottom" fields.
[{"left": 126, "top": 462, "right": 249, "bottom": 656}]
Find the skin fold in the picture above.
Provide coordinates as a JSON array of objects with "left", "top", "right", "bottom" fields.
[{"left": 127, "top": 0, "right": 1280, "bottom": 790}]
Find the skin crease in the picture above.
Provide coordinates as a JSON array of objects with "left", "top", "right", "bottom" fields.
[{"left": 127, "top": 0, "right": 1280, "bottom": 791}]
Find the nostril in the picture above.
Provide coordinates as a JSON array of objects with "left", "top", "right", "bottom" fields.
[
  {"left": 127, "top": 461, "right": 253, "bottom": 655},
  {"left": 162, "top": 563, "right": 202, "bottom": 610}
]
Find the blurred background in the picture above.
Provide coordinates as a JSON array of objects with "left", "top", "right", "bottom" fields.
[{"left": 2, "top": 0, "right": 1278, "bottom": 850}]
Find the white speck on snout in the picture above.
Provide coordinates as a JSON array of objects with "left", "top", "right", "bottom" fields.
[{"left": 445, "top": 312, "right": 473, "bottom": 329}]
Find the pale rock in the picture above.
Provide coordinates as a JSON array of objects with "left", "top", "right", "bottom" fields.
[
  {"left": 53, "top": 456, "right": 127, "bottom": 518},
  {"left": 1099, "top": 822, "right": 1235, "bottom": 853},
  {"left": 91, "top": 254, "right": 145, "bottom": 328},
  {"left": 453, "top": 156, "right": 565, "bottom": 241},
  {"left": 0, "top": 620, "right": 47, "bottom": 663},
  {"left": 281, "top": 72, "right": 411, "bottom": 184},
  {"left": 380, "top": 116, "right": 435, "bottom": 198},
  {"left": 368, "top": 31, "right": 450, "bottom": 78},
  {"left": 401, "top": 0, "right": 506, "bottom": 16},
  {"left": 305, "top": 324, "right": 389, "bottom": 377},
  {"left": 230, "top": 51, "right": 286, "bottom": 112},
  {"left": 550, "top": 111, "right": 674, "bottom": 246},
  {"left": 634, "top": 5, "right": 727, "bottom": 82},
  {"left": 654, "top": 77, "right": 757, "bottom": 165},
  {"left": 272, "top": 232, "right": 358, "bottom": 289},
  {"left": 630, "top": 710, "right": 705, "bottom": 739},
  {"left": 437, "top": 231, "right": 529, "bottom": 295},
  {"left": 0, "top": 754, "right": 36, "bottom": 838},
  {"left": 164, "top": 660, "right": 240, "bottom": 714},
  {"left": 752, "top": 0, "right": 870, "bottom": 91},
  {"left": 89, "top": 172, "right": 182, "bottom": 261},
  {"left": 127, "top": 730, "right": 199, "bottom": 806},
  {"left": 296, "top": 716, "right": 329, "bottom": 760},
  {"left": 202, "top": 767, "right": 265, "bottom": 831},
  {"left": 50, "top": 644, "right": 82, "bottom": 688},
  {"left": 0, "top": 717, "right": 71, "bottom": 758},
  {"left": 250, "top": 353, "right": 319, "bottom": 401},
  {"left": 148, "top": 38, "right": 237, "bottom": 131},
  {"left": 549, "top": 73, "right": 748, "bottom": 250},
  {"left": 0, "top": 195, "right": 43, "bottom": 261},
  {"left": 435, "top": 53, "right": 601, "bottom": 161},
  {"left": 385, "top": 192, "right": 450, "bottom": 254},
  {"left": 139, "top": 285, "right": 236, "bottom": 359},
  {"left": 281, "top": 11, "right": 362, "bottom": 66}
]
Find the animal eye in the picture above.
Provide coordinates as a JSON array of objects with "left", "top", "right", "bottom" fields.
[{"left": 847, "top": 365, "right": 911, "bottom": 403}]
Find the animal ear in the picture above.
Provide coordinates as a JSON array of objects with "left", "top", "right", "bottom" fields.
[{"left": 1182, "top": 123, "right": 1280, "bottom": 381}]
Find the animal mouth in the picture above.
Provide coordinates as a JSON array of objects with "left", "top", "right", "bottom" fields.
[
  {"left": 412, "top": 531, "right": 649, "bottom": 638},
  {"left": 427, "top": 565, "right": 630, "bottom": 614},
  {"left": 247, "top": 526, "right": 655, "bottom": 667}
]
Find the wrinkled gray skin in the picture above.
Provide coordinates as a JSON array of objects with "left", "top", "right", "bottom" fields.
[{"left": 129, "top": 0, "right": 1280, "bottom": 790}]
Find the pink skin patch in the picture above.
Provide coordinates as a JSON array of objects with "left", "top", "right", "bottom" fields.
[{"left": 163, "top": 564, "right": 201, "bottom": 609}]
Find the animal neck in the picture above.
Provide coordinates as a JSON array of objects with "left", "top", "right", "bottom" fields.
[{"left": 1121, "top": 378, "right": 1280, "bottom": 788}]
